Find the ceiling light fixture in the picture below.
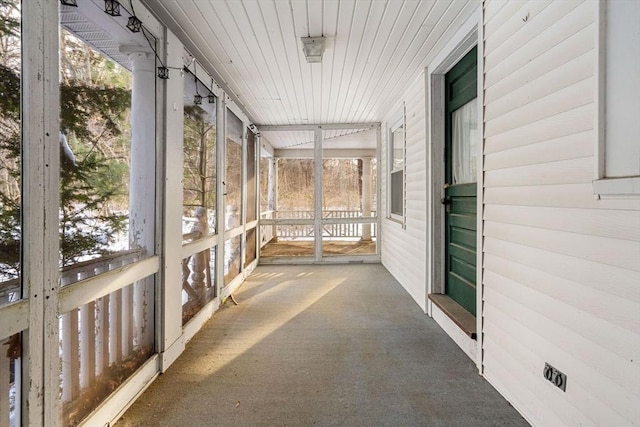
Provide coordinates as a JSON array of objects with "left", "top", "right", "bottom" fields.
[
  {"left": 301, "top": 37, "right": 326, "bottom": 63},
  {"left": 60, "top": 0, "right": 78, "bottom": 6}
]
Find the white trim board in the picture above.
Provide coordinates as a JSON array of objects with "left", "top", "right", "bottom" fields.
[
  {"left": 425, "top": 5, "right": 483, "bottom": 372},
  {"left": 430, "top": 301, "right": 477, "bottom": 362}
]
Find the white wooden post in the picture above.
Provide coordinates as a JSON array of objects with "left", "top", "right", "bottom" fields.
[
  {"left": 362, "top": 157, "right": 372, "bottom": 241},
  {"left": 241, "top": 125, "right": 247, "bottom": 271},
  {"left": 314, "top": 128, "right": 323, "bottom": 260},
  {"left": 268, "top": 158, "right": 277, "bottom": 241},
  {"left": 159, "top": 29, "right": 186, "bottom": 371},
  {"left": 128, "top": 50, "right": 156, "bottom": 354},
  {"left": 216, "top": 98, "right": 226, "bottom": 296},
  {"left": 23, "top": 0, "right": 61, "bottom": 424}
]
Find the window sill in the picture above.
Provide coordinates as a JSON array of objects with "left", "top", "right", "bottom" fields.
[
  {"left": 592, "top": 176, "right": 640, "bottom": 199},
  {"left": 386, "top": 214, "right": 405, "bottom": 228},
  {"left": 428, "top": 294, "right": 476, "bottom": 339}
]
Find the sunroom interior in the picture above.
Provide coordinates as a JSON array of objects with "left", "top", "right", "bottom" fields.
[{"left": 0, "top": 0, "right": 485, "bottom": 426}]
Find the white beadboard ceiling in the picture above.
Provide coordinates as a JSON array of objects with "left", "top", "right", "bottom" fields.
[{"left": 142, "top": 0, "right": 477, "bottom": 148}]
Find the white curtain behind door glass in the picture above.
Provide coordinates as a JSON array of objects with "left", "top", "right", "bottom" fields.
[{"left": 452, "top": 99, "right": 478, "bottom": 184}]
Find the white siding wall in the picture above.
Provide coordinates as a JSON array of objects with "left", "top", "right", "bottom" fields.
[
  {"left": 381, "top": 73, "right": 428, "bottom": 311},
  {"left": 482, "top": 0, "right": 640, "bottom": 425}
]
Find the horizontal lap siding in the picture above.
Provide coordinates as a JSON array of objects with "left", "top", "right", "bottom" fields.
[
  {"left": 381, "top": 74, "right": 427, "bottom": 311},
  {"left": 483, "top": 1, "right": 640, "bottom": 426}
]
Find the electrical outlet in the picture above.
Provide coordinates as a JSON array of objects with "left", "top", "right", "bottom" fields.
[{"left": 543, "top": 363, "right": 567, "bottom": 391}]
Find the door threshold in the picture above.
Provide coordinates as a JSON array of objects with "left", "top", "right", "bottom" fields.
[{"left": 428, "top": 294, "right": 476, "bottom": 339}]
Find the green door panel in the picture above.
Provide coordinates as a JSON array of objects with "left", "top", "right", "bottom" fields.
[{"left": 444, "top": 46, "right": 478, "bottom": 317}]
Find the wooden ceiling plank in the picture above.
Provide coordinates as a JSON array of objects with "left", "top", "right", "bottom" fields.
[
  {"left": 344, "top": 0, "right": 406, "bottom": 123},
  {"left": 326, "top": 0, "right": 356, "bottom": 123},
  {"left": 279, "top": 0, "right": 310, "bottom": 125},
  {"left": 373, "top": 0, "right": 474, "bottom": 121},
  {"left": 290, "top": 0, "right": 314, "bottom": 125},
  {"left": 258, "top": 0, "right": 305, "bottom": 126},
  {"left": 333, "top": 0, "right": 374, "bottom": 122},
  {"left": 226, "top": 0, "right": 290, "bottom": 125},
  {"left": 335, "top": 0, "right": 387, "bottom": 122},
  {"left": 321, "top": 0, "right": 340, "bottom": 123}
]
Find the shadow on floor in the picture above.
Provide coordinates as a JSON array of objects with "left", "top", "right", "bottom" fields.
[{"left": 116, "top": 264, "right": 528, "bottom": 427}]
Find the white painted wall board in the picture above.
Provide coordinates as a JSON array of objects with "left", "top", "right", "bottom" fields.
[
  {"left": 485, "top": 0, "right": 595, "bottom": 75},
  {"left": 484, "top": 204, "right": 640, "bottom": 241},
  {"left": 381, "top": 72, "right": 427, "bottom": 312},
  {"left": 484, "top": 253, "right": 639, "bottom": 335},
  {"left": 484, "top": 221, "right": 640, "bottom": 271},
  {"left": 485, "top": 269, "right": 639, "bottom": 373},
  {"left": 485, "top": 0, "right": 582, "bottom": 70},
  {"left": 484, "top": 237, "right": 640, "bottom": 303},
  {"left": 484, "top": 104, "right": 594, "bottom": 154},
  {"left": 484, "top": 1, "right": 593, "bottom": 87},
  {"left": 485, "top": 77, "right": 594, "bottom": 138},
  {"left": 484, "top": 50, "right": 594, "bottom": 122},
  {"left": 484, "top": 292, "right": 639, "bottom": 425},
  {"left": 483, "top": 328, "right": 594, "bottom": 427},
  {"left": 484, "top": 131, "right": 593, "bottom": 171},
  {"left": 484, "top": 157, "right": 594, "bottom": 187},
  {"left": 484, "top": 183, "right": 640, "bottom": 211},
  {"left": 484, "top": 0, "right": 550, "bottom": 54},
  {"left": 483, "top": 0, "right": 528, "bottom": 40},
  {"left": 485, "top": 23, "right": 594, "bottom": 104}
]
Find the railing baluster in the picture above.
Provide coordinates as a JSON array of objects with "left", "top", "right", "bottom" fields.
[
  {"left": 79, "top": 269, "right": 95, "bottom": 391},
  {"left": 79, "top": 302, "right": 95, "bottom": 390},
  {"left": 122, "top": 284, "right": 133, "bottom": 360},
  {"left": 93, "top": 265, "right": 109, "bottom": 376},
  {"left": 95, "top": 295, "right": 109, "bottom": 376},
  {"left": 61, "top": 308, "right": 80, "bottom": 402},
  {"left": 109, "top": 288, "right": 122, "bottom": 365}
]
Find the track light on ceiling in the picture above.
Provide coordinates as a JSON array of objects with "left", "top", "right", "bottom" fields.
[
  {"left": 301, "top": 37, "right": 326, "bottom": 63},
  {"left": 104, "top": 0, "right": 121, "bottom": 16},
  {"left": 60, "top": 0, "right": 78, "bottom": 6},
  {"left": 126, "top": 16, "right": 142, "bottom": 32}
]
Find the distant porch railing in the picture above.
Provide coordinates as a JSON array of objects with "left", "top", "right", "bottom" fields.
[{"left": 261, "top": 210, "right": 377, "bottom": 240}]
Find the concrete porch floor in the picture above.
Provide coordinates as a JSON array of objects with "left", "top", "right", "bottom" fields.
[{"left": 117, "top": 264, "right": 528, "bottom": 427}]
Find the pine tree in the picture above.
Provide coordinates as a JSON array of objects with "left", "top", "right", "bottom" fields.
[{"left": 0, "top": 2, "right": 133, "bottom": 277}]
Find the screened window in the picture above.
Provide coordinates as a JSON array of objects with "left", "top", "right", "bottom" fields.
[
  {"left": 389, "top": 120, "right": 405, "bottom": 218},
  {"left": 594, "top": 0, "right": 640, "bottom": 196}
]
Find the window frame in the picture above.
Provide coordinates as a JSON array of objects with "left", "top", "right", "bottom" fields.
[
  {"left": 388, "top": 109, "right": 406, "bottom": 224},
  {"left": 593, "top": 0, "right": 640, "bottom": 198}
]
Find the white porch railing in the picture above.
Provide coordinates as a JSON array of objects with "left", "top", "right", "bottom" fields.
[
  {"left": 57, "top": 249, "right": 154, "bottom": 426},
  {"left": 261, "top": 210, "right": 377, "bottom": 239}
]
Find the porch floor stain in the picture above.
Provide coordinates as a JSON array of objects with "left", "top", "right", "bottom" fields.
[
  {"left": 260, "top": 240, "right": 376, "bottom": 257},
  {"left": 116, "top": 264, "right": 528, "bottom": 427}
]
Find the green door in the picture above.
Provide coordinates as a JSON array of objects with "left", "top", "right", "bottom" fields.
[{"left": 444, "top": 47, "right": 478, "bottom": 316}]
